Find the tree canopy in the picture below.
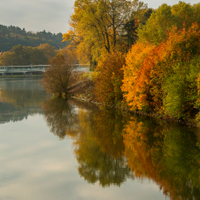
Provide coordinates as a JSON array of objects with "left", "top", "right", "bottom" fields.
[
  {"left": 137, "top": 2, "right": 200, "bottom": 45},
  {"left": 63, "top": 0, "right": 149, "bottom": 64},
  {"left": 0, "top": 44, "right": 56, "bottom": 65},
  {"left": 41, "top": 53, "right": 76, "bottom": 97}
]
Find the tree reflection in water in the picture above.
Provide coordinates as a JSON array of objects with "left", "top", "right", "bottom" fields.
[
  {"left": 42, "top": 98, "right": 79, "bottom": 139},
  {"left": 123, "top": 116, "right": 200, "bottom": 200},
  {"left": 75, "top": 108, "right": 134, "bottom": 187},
  {"left": 42, "top": 99, "right": 200, "bottom": 198},
  {"left": 42, "top": 100, "right": 134, "bottom": 187},
  {"left": 0, "top": 78, "right": 47, "bottom": 124}
]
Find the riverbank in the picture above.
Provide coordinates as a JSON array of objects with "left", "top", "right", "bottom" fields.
[{"left": 69, "top": 76, "right": 199, "bottom": 128}]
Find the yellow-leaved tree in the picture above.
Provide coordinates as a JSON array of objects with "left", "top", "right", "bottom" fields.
[{"left": 63, "top": 0, "right": 148, "bottom": 66}]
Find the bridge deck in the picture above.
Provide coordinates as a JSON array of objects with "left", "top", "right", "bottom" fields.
[{"left": 0, "top": 64, "right": 90, "bottom": 75}]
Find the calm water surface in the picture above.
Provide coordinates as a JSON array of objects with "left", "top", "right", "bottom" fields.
[{"left": 0, "top": 78, "right": 200, "bottom": 200}]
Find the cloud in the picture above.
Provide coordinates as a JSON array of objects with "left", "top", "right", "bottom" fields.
[
  {"left": 145, "top": 0, "right": 199, "bottom": 8},
  {"left": 0, "top": 0, "right": 75, "bottom": 33},
  {"left": 0, "top": 0, "right": 199, "bottom": 34}
]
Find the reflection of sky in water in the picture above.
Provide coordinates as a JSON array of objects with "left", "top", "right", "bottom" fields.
[{"left": 0, "top": 78, "right": 168, "bottom": 200}]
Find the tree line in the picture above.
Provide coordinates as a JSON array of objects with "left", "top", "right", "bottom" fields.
[
  {"left": 0, "top": 24, "right": 68, "bottom": 51},
  {"left": 60, "top": 0, "right": 200, "bottom": 122},
  {"left": 0, "top": 44, "right": 56, "bottom": 65}
]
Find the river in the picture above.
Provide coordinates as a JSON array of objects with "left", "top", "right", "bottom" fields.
[{"left": 0, "top": 77, "right": 200, "bottom": 200}]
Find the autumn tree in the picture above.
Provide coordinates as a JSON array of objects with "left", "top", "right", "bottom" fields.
[
  {"left": 138, "top": 2, "right": 200, "bottom": 45},
  {"left": 0, "top": 45, "right": 47, "bottom": 65},
  {"left": 122, "top": 42, "right": 156, "bottom": 111},
  {"left": 94, "top": 51, "right": 125, "bottom": 105},
  {"left": 42, "top": 53, "right": 75, "bottom": 97},
  {"left": 37, "top": 43, "right": 56, "bottom": 63},
  {"left": 58, "top": 45, "right": 79, "bottom": 65},
  {"left": 63, "top": 0, "right": 148, "bottom": 64},
  {"left": 122, "top": 22, "right": 200, "bottom": 117}
]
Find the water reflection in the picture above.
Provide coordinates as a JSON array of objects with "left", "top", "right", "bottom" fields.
[
  {"left": 42, "top": 99, "right": 134, "bottom": 187},
  {"left": 0, "top": 78, "right": 47, "bottom": 124},
  {"left": 42, "top": 99, "right": 200, "bottom": 199},
  {"left": 75, "top": 108, "right": 134, "bottom": 187},
  {"left": 42, "top": 98, "right": 79, "bottom": 139},
  {"left": 2, "top": 77, "right": 200, "bottom": 199},
  {"left": 123, "top": 116, "right": 200, "bottom": 200}
]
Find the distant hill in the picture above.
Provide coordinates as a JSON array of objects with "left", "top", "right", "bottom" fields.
[{"left": 0, "top": 24, "right": 68, "bottom": 51}]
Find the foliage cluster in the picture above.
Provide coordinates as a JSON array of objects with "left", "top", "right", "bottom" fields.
[
  {"left": 0, "top": 44, "right": 56, "bottom": 65},
  {"left": 137, "top": 2, "right": 200, "bottom": 45},
  {"left": 120, "top": 1, "right": 200, "bottom": 121},
  {"left": 64, "top": 1, "right": 200, "bottom": 122},
  {"left": 123, "top": 22, "right": 200, "bottom": 120},
  {"left": 42, "top": 53, "right": 75, "bottom": 97},
  {"left": 0, "top": 24, "right": 68, "bottom": 51},
  {"left": 63, "top": 0, "right": 151, "bottom": 66},
  {"left": 94, "top": 51, "right": 125, "bottom": 105}
]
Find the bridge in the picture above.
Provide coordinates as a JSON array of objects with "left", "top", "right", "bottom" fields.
[
  {"left": 0, "top": 65, "right": 50, "bottom": 77},
  {"left": 0, "top": 64, "right": 90, "bottom": 77}
]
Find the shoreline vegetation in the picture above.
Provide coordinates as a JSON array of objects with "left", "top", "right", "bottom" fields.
[
  {"left": 68, "top": 75, "right": 199, "bottom": 128},
  {"left": 60, "top": 1, "right": 200, "bottom": 128}
]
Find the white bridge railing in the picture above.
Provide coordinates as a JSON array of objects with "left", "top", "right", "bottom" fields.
[
  {"left": 0, "top": 65, "right": 51, "bottom": 71},
  {"left": 0, "top": 64, "right": 90, "bottom": 75}
]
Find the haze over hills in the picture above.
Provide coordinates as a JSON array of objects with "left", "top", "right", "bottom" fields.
[{"left": 0, "top": 24, "right": 68, "bottom": 51}]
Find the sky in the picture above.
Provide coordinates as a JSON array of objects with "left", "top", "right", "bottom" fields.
[{"left": 0, "top": 0, "right": 199, "bottom": 34}]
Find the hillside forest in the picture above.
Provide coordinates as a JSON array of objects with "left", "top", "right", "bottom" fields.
[{"left": 0, "top": 24, "right": 68, "bottom": 51}]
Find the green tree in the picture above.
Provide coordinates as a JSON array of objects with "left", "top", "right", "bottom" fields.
[
  {"left": 137, "top": 2, "right": 200, "bottom": 45},
  {"left": 163, "top": 57, "right": 200, "bottom": 119},
  {"left": 137, "top": 3, "right": 175, "bottom": 45}
]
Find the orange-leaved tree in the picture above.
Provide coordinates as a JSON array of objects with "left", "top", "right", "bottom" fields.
[
  {"left": 121, "top": 42, "right": 157, "bottom": 111},
  {"left": 122, "top": 22, "right": 200, "bottom": 116},
  {"left": 94, "top": 51, "right": 125, "bottom": 105}
]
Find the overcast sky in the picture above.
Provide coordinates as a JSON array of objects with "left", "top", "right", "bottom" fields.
[{"left": 0, "top": 0, "right": 199, "bottom": 34}]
